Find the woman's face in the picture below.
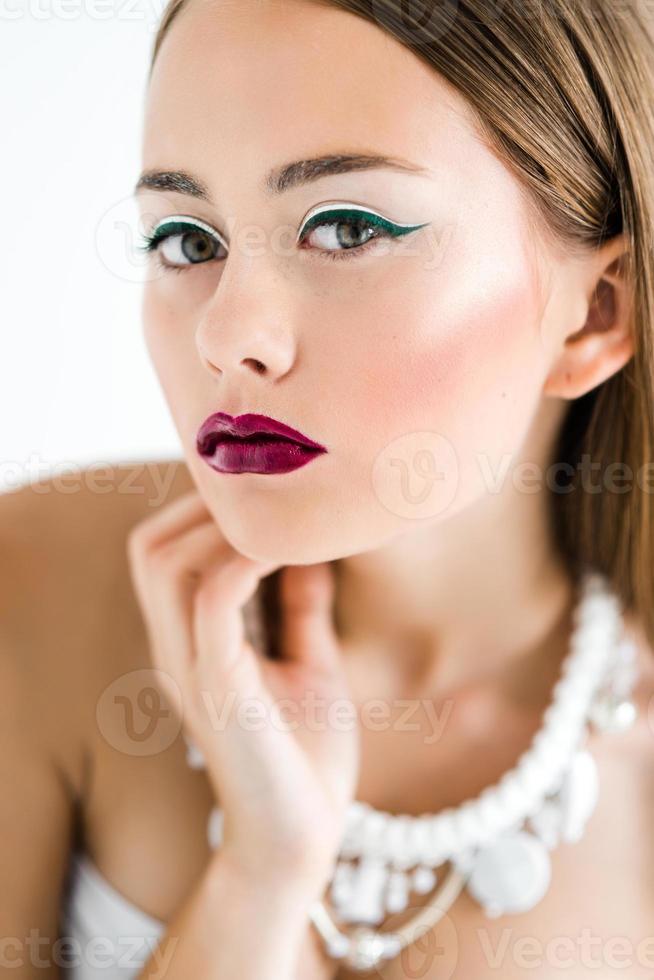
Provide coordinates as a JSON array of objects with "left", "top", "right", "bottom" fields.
[{"left": 137, "top": 0, "right": 577, "bottom": 564}]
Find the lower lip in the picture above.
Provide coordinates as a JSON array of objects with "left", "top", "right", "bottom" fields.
[{"left": 199, "top": 438, "right": 327, "bottom": 474}]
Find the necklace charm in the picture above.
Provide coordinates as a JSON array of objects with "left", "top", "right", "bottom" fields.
[
  {"left": 557, "top": 749, "right": 599, "bottom": 843},
  {"left": 342, "top": 926, "right": 403, "bottom": 970},
  {"left": 464, "top": 829, "right": 552, "bottom": 917}
]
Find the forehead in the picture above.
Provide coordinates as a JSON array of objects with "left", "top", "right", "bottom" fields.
[{"left": 142, "top": 0, "right": 485, "bottom": 189}]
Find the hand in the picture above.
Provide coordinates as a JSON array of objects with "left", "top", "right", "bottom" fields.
[{"left": 127, "top": 487, "right": 360, "bottom": 892}]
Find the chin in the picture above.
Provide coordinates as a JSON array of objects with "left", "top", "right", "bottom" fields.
[{"left": 218, "top": 525, "right": 341, "bottom": 566}]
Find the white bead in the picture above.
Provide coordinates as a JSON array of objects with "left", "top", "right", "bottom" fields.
[
  {"left": 330, "top": 860, "right": 356, "bottom": 908},
  {"left": 542, "top": 700, "right": 573, "bottom": 730},
  {"left": 476, "top": 789, "right": 508, "bottom": 837},
  {"left": 453, "top": 800, "right": 483, "bottom": 849},
  {"left": 541, "top": 737, "right": 575, "bottom": 786},
  {"left": 340, "top": 856, "right": 389, "bottom": 925},
  {"left": 340, "top": 804, "right": 370, "bottom": 857},
  {"left": 590, "top": 694, "right": 637, "bottom": 733},
  {"left": 424, "top": 811, "right": 459, "bottom": 864},
  {"left": 383, "top": 933, "right": 403, "bottom": 958},
  {"left": 346, "top": 801, "right": 371, "bottom": 826},
  {"left": 495, "top": 773, "right": 530, "bottom": 824},
  {"left": 558, "top": 750, "right": 599, "bottom": 843},
  {"left": 360, "top": 811, "right": 391, "bottom": 860},
  {"left": 207, "top": 807, "right": 223, "bottom": 848},
  {"left": 412, "top": 864, "right": 437, "bottom": 894},
  {"left": 384, "top": 815, "right": 413, "bottom": 869},
  {"left": 530, "top": 734, "right": 564, "bottom": 786},
  {"left": 514, "top": 753, "right": 547, "bottom": 799},
  {"left": 325, "top": 933, "right": 350, "bottom": 959},
  {"left": 410, "top": 817, "right": 435, "bottom": 866},
  {"left": 529, "top": 799, "right": 561, "bottom": 848},
  {"left": 558, "top": 673, "right": 595, "bottom": 711},
  {"left": 453, "top": 846, "right": 477, "bottom": 875},
  {"left": 610, "top": 699, "right": 637, "bottom": 730},
  {"left": 344, "top": 927, "right": 390, "bottom": 969},
  {"left": 561, "top": 648, "right": 594, "bottom": 678},
  {"left": 385, "top": 870, "right": 409, "bottom": 913},
  {"left": 184, "top": 739, "right": 206, "bottom": 769}
]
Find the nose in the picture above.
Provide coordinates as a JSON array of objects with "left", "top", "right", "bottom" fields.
[{"left": 195, "top": 269, "right": 296, "bottom": 381}]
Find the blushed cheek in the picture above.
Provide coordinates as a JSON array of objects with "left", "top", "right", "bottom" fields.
[{"left": 348, "top": 270, "right": 548, "bottom": 513}]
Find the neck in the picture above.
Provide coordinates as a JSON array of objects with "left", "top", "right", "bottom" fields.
[{"left": 331, "top": 477, "right": 578, "bottom": 704}]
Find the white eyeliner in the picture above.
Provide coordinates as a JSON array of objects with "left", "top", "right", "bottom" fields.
[
  {"left": 296, "top": 200, "right": 427, "bottom": 243},
  {"left": 149, "top": 214, "right": 227, "bottom": 245}
]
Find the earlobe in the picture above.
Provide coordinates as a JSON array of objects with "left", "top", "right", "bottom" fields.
[{"left": 543, "top": 235, "right": 635, "bottom": 400}]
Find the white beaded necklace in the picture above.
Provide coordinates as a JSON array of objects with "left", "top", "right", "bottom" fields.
[{"left": 183, "top": 569, "right": 639, "bottom": 972}]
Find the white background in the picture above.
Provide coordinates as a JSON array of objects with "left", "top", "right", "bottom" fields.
[{"left": 1, "top": 1, "right": 182, "bottom": 493}]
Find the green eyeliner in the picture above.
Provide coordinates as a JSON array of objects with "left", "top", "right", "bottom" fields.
[
  {"left": 297, "top": 206, "right": 430, "bottom": 244},
  {"left": 138, "top": 215, "right": 224, "bottom": 253},
  {"left": 137, "top": 207, "right": 430, "bottom": 264}
]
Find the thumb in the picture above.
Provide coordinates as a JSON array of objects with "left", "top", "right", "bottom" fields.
[{"left": 278, "top": 562, "right": 341, "bottom": 671}]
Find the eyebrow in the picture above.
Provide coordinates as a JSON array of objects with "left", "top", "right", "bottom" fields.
[{"left": 133, "top": 153, "right": 431, "bottom": 202}]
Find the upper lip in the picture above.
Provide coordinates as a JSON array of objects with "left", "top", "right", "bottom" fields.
[{"left": 196, "top": 412, "right": 327, "bottom": 455}]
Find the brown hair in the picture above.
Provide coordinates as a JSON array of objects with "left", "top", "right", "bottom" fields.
[{"left": 148, "top": 0, "right": 654, "bottom": 654}]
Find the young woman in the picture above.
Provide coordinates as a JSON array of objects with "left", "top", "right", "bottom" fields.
[{"left": 4, "top": 0, "right": 654, "bottom": 977}]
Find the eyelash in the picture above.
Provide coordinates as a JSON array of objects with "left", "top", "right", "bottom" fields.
[{"left": 137, "top": 208, "right": 427, "bottom": 273}]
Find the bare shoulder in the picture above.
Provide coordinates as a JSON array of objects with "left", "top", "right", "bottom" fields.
[{"left": 0, "top": 459, "right": 196, "bottom": 797}]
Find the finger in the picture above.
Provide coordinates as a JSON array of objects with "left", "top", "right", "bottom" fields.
[
  {"left": 192, "top": 553, "right": 276, "bottom": 686},
  {"left": 128, "top": 488, "right": 226, "bottom": 606},
  {"left": 128, "top": 487, "right": 217, "bottom": 557},
  {"left": 131, "top": 519, "right": 229, "bottom": 699},
  {"left": 278, "top": 562, "right": 341, "bottom": 673}
]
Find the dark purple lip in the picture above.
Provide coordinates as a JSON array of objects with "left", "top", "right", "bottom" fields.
[{"left": 196, "top": 412, "right": 328, "bottom": 475}]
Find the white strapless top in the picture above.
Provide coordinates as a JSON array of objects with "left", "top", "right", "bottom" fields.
[{"left": 59, "top": 851, "right": 166, "bottom": 979}]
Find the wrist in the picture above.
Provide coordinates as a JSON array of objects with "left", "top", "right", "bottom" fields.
[{"left": 212, "top": 845, "right": 329, "bottom": 910}]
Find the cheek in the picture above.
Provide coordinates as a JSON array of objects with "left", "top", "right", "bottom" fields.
[
  {"left": 334, "top": 255, "right": 549, "bottom": 507},
  {"left": 141, "top": 284, "right": 197, "bottom": 402}
]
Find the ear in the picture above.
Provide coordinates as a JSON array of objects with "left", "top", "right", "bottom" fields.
[{"left": 543, "top": 233, "right": 634, "bottom": 400}]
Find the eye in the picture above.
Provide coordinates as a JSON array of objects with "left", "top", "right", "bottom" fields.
[
  {"left": 297, "top": 205, "right": 430, "bottom": 263},
  {"left": 137, "top": 215, "right": 226, "bottom": 272}
]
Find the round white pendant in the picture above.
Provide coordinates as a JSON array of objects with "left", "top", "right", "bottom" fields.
[{"left": 466, "top": 830, "right": 551, "bottom": 917}]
